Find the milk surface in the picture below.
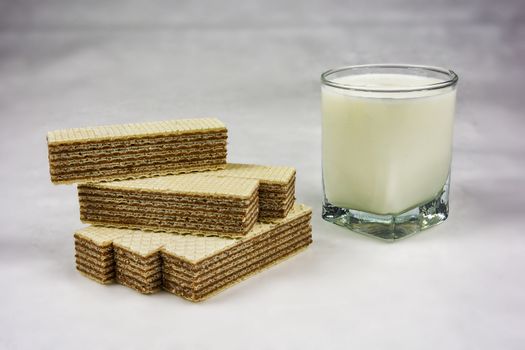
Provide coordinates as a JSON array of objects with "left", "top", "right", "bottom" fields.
[{"left": 322, "top": 74, "right": 456, "bottom": 215}]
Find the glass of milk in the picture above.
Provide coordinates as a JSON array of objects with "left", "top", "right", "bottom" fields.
[{"left": 321, "top": 64, "right": 458, "bottom": 241}]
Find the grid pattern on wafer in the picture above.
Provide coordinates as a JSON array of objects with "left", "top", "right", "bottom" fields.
[
  {"left": 113, "top": 232, "right": 171, "bottom": 257},
  {"left": 203, "top": 163, "right": 295, "bottom": 185},
  {"left": 74, "top": 226, "right": 129, "bottom": 246},
  {"left": 47, "top": 118, "right": 226, "bottom": 145},
  {"left": 91, "top": 174, "right": 259, "bottom": 199}
]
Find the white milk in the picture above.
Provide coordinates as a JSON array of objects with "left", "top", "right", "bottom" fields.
[{"left": 322, "top": 74, "right": 456, "bottom": 215}]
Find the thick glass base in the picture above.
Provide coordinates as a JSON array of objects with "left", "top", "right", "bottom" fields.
[{"left": 322, "top": 182, "right": 449, "bottom": 241}]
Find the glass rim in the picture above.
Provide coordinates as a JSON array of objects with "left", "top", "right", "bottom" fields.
[{"left": 321, "top": 64, "right": 459, "bottom": 93}]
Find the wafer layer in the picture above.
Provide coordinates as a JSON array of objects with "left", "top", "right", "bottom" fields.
[
  {"left": 73, "top": 203, "right": 312, "bottom": 301},
  {"left": 78, "top": 175, "right": 259, "bottom": 237},
  {"left": 47, "top": 118, "right": 228, "bottom": 184}
]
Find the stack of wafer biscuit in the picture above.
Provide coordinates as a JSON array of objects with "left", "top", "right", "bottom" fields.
[
  {"left": 47, "top": 118, "right": 312, "bottom": 302},
  {"left": 73, "top": 204, "right": 311, "bottom": 301}
]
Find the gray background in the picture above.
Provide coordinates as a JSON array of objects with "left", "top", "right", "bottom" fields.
[{"left": 1, "top": 0, "right": 524, "bottom": 349}]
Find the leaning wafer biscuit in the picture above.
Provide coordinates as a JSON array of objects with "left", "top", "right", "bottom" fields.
[
  {"left": 78, "top": 174, "right": 260, "bottom": 238},
  {"left": 47, "top": 118, "right": 228, "bottom": 184},
  {"left": 192, "top": 163, "right": 296, "bottom": 219},
  {"left": 73, "top": 203, "right": 312, "bottom": 301}
]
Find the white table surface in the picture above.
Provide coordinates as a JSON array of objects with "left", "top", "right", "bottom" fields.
[{"left": 1, "top": 0, "right": 524, "bottom": 349}]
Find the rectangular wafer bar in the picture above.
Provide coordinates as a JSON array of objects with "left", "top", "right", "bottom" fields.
[
  {"left": 47, "top": 118, "right": 228, "bottom": 184},
  {"left": 78, "top": 174, "right": 259, "bottom": 238},
  {"left": 73, "top": 203, "right": 312, "bottom": 301}
]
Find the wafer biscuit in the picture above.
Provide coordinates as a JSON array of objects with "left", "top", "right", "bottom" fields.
[
  {"left": 162, "top": 228, "right": 311, "bottom": 293},
  {"left": 47, "top": 118, "right": 228, "bottom": 184},
  {"left": 73, "top": 203, "right": 312, "bottom": 301},
  {"left": 164, "top": 237, "right": 312, "bottom": 300},
  {"left": 78, "top": 175, "right": 259, "bottom": 237}
]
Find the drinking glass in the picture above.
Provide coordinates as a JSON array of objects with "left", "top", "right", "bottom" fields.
[{"left": 321, "top": 64, "right": 458, "bottom": 241}]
